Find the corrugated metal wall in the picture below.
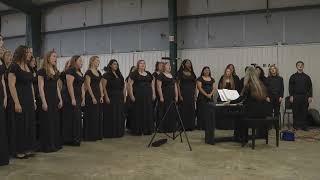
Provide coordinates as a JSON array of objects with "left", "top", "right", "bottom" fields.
[{"left": 57, "top": 44, "right": 320, "bottom": 110}]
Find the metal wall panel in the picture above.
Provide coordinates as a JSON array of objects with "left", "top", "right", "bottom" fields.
[
  {"left": 85, "top": 27, "right": 110, "bottom": 55},
  {"left": 43, "top": 33, "right": 61, "bottom": 56},
  {"left": 141, "top": 21, "right": 169, "bottom": 51},
  {"left": 178, "top": 0, "right": 208, "bottom": 16},
  {"left": 60, "top": 3, "right": 86, "bottom": 29},
  {"left": 141, "top": 0, "right": 168, "bottom": 19},
  {"left": 180, "top": 18, "right": 208, "bottom": 49},
  {"left": 269, "top": 0, "right": 320, "bottom": 8},
  {"left": 244, "top": 13, "right": 283, "bottom": 46},
  {"left": 285, "top": 9, "right": 320, "bottom": 44},
  {"left": 102, "top": 0, "right": 141, "bottom": 24},
  {"left": 84, "top": 0, "right": 102, "bottom": 27},
  {"left": 4, "top": 37, "right": 26, "bottom": 52},
  {"left": 60, "top": 31, "right": 85, "bottom": 56},
  {"left": 208, "top": 15, "right": 244, "bottom": 47},
  {"left": 1, "top": 13, "right": 26, "bottom": 37},
  {"left": 43, "top": 7, "right": 62, "bottom": 32},
  {"left": 110, "top": 24, "right": 140, "bottom": 53},
  {"left": 208, "top": 0, "right": 266, "bottom": 13}
]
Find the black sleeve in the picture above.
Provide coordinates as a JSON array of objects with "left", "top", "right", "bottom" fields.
[
  {"left": 218, "top": 76, "right": 223, "bottom": 89},
  {"left": 307, "top": 75, "right": 313, "bottom": 98},
  {"left": 9, "top": 63, "right": 18, "bottom": 74},
  {"left": 66, "top": 68, "right": 76, "bottom": 77},
  {"left": 265, "top": 77, "right": 271, "bottom": 97},
  {"left": 37, "top": 69, "right": 46, "bottom": 77},
  {"left": 129, "top": 71, "right": 137, "bottom": 81},
  {"left": 280, "top": 77, "right": 284, "bottom": 98},
  {"left": 102, "top": 72, "right": 111, "bottom": 81},
  {"left": 156, "top": 73, "right": 164, "bottom": 81},
  {"left": 288, "top": 74, "right": 295, "bottom": 96}
]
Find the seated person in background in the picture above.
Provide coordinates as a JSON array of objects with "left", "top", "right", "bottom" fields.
[{"left": 232, "top": 67, "right": 271, "bottom": 140}]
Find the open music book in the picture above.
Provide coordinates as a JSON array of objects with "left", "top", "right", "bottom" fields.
[{"left": 217, "top": 89, "right": 240, "bottom": 101}]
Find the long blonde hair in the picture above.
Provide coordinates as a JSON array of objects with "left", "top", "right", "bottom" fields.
[
  {"left": 220, "top": 68, "right": 235, "bottom": 89},
  {"left": 42, "top": 50, "right": 59, "bottom": 78},
  {"left": 88, "top": 56, "right": 99, "bottom": 70},
  {"left": 242, "top": 67, "right": 266, "bottom": 100}
]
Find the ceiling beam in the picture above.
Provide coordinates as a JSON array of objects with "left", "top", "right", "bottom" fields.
[
  {"left": 0, "top": 0, "right": 39, "bottom": 15},
  {"left": 0, "top": 9, "right": 20, "bottom": 16},
  {"left": 40, "top": 0, "right": 92, "bottom": 9}
]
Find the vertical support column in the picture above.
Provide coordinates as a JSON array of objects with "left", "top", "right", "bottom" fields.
[
  {"left": 168, "top": 0, "right": 177, "bottom": 75},
  {"left": 26, "top": 12, "right": 42, "bottom": 58}
]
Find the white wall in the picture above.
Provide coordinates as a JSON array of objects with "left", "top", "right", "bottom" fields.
[{"left": 56, "top": 44, "right": 320, "bottom": 110}]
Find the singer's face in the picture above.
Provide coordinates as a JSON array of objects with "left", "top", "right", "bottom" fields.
[
  {"left": 225, "top": 69, "right": 231, "bottom": 77},
  {"left": 296, "top": 63, "right": 304, "bottom": 71},
  {"left": 111, "top": 61, "right": 118, "bottom": 71},
  {"left": 185, "top": 60, "right": 192, "bottom": 69},
  {"left": 270, "top": 67, "right": 277, "bottom": 75},
  {"left": 204, "top": 68, "right": 210, "bottom": 76},
  {"left": 138, "top": 61, "right": 146, "bottom": 70},
  {"left": 49, "top": 52, "right": 57, "bottom": 66},
  {"left": 165, "top": 63, "right": 171, "bottom": 72}
]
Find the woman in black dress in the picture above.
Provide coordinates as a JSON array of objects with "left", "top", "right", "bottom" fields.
[
  {"left": 266, "top": 65, "right": 284, "bottom": 119},
  {"left": 83, "top": 56, "right": 103, "bottom": 141},
  {"left": 1, "top": 51, "right": 12, "bottom": 155},
  {"left": 62, "top": 55, "right": 85, "bottom": 146},
  {"left": 157, "top": 63, "right": 178, "bottom": 133},
  {"left": 177, "top": 59, "right": 196, "bottom": 131},
  {"left": 218, "top": 68, "right": 235, "bottom": 90},
  {"left": 38, "top": 51, "right": 63, "bottom": 152},
  {"left": 29, "top": 56, "right": 40, "bottom": 147},
  {"left": 58, "top": 60, "right": 70, "bottom": 143},
  {"left": 255, "top": 66, "right": 268, "bottom": 87},
  {"left": 152, "top": 62, "right": 164, "bottom": 126},
  {"left": 219, "top": 64, "right": 241, "bottom": 93},
  {"left": 8, "top": 45, "right": 36, "bottom": 159},
  {"left": 0, "top": 60, "right": 9, "bottom": 165},
  {"left": 102, "top": 59, "right": 126, "bottom": 138},
  {"left": 125, "top": 66, "right": 137, "bottom": 131},
  {"left": 196, "top": 67, "right": 216, "bottom": 130},
  {"left": 128, "top": 60, "right": 155, "bottom": 135}
]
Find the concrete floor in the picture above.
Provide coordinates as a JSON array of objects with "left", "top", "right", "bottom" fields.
[{"left": 0, "top": 130, "right": 320, "bottom": 180}]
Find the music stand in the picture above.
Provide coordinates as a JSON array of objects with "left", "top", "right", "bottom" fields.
[{"left": 147, "top": 100, "right": 192, "bottom": 151}]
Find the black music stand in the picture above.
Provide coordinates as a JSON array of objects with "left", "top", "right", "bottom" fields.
[{"left": 147, "top": 100, "right": 192, "bottom": 151}]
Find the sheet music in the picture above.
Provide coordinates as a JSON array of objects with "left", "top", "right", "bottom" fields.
[{"left": 218, "top": 89, "right": 240, "bottom": 101}]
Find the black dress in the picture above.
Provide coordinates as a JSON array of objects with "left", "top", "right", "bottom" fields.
[
  {"left": 59, "top": 71, "right": 67, "bottom": 143},
  {"left": 8, "top": 63, "right": 36, "bottom": 155},
  {"left": 0, "top": 64, "right": 9, "bottom": 165},
  {"left": 103, "top": 71, "right": 125, "bottom": 138},
  {"left": 128, "top": 71, "right": 154, "bottom": 135},
  {"left": 152, "top": 72, "right": 160, "bottom": 125},
  {"left": 177, "top": 71, "right": 196, "bottom": 131},
  {"left": 83, "top": 70, "right": 103, "bottom": 141},
  {"left": 38, "top": 69, "right": 61, "bottom": 152},
  {"left": 157, "top": 73, "right": 177, "bottom": 133},
  {"left": 196, "top": 77, "right": 215, "bottom": 130},
  {"left": 62, "top": 67, "right": 84, "bottom": 145}
]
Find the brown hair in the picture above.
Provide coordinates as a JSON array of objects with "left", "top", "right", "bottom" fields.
[
  {"left": 12, "top": 45, "right": 29, "bottom": 64},
  {"left": 69, "top": 55, "right": 81, "bottom": 70},
  {"left": 220, "top": 68, "right": 235, "bottom": 89},
  {"left": 42, "top": 50, "right": 59, "bottom": 78}
]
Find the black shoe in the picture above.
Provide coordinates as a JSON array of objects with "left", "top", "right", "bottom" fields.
[{"left": 15, "top": 154, "right": 28, "bottom": 159}]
